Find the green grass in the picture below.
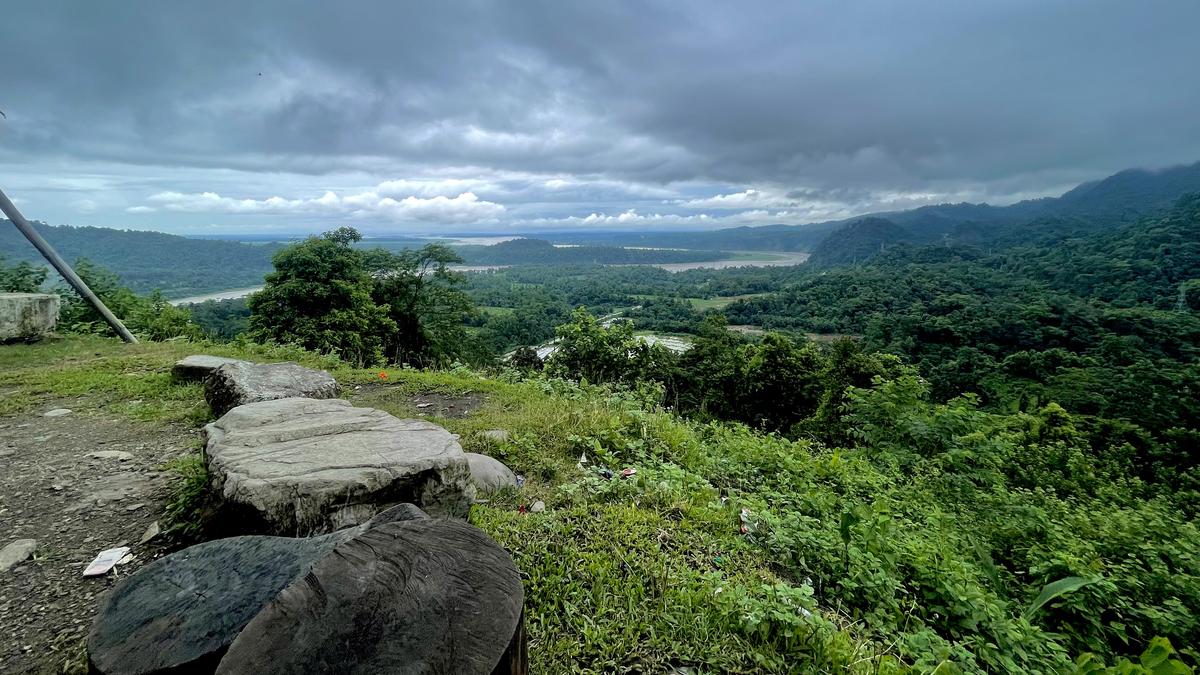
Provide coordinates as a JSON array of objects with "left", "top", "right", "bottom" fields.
[{"left": 687, "top": 293, "right": 771, "bottom": 310}]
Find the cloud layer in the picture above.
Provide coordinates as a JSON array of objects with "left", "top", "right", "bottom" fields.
[{"left": 1, "top": 1, "right": 1198, "bottom": 233}]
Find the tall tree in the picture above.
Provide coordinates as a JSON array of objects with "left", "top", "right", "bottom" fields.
[
  {"left": 364, "top": 244, "right": 475, "bottom": 366},
  {"left": 247, "top": 228, "right": 393, "bottom": 367}
]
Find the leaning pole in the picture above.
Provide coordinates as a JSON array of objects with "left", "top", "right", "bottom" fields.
[{"left": 0, "top": 187, "right": 138, "bottom": 343}]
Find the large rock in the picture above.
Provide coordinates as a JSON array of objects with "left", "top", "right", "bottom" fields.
[
  {"left": 205, "top": 398, "right": 475, "bottom": 534},
  {"left": 204, "top": 361, "right": 339, "bottom": 416},
  {"left": 465, "top": 452, "right": 518, "bottom": 492},
  {"left": 173, "top": 355, "right": 248, "bottom": 382},
  {"left": 217, "top": 518, "right": 524, "bottom": 675},
  {"left": 0, "top": 293, "right": 58, "bottom": 342},
  {"left": 87, "top": 505, "right": 447, "bottom": 675}
]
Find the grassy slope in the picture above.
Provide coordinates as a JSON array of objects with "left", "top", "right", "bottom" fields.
[{"left": 0, "top": 337, "right": 869, "bottom": 673}]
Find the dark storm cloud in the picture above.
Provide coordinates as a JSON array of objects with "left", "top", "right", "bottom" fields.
[{"left": 1, "top": 0, "right": 1197, "bottom": 231}]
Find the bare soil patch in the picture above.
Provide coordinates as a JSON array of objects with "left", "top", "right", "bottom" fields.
[
  {"left": 0, "top": 400, "right": 196, "bottom": 674},
  {"left": 348, "top": 385, "right": 487, "bottom": 419}
]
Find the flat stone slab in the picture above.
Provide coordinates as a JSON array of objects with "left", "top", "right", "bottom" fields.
[
  {"left": 0, "top": 293, "right": 59, "bottom": 342},
  {"left": 204, "top": 361, "right": 339, "bottom": 416},
  {"left": 172, "top": 355, "right": 249, "bottom": 382},
  {"left": 205, "top": 398, "right": 475, "bottom": 534},
  {"left": 465, "top": 452, "right": 518, "bottom": 492}
]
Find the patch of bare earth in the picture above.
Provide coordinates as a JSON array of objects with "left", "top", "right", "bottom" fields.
[
  {"left": 0, "top": 400, "right": 196, "bottom": 674},
  {"left": 348, "top": 385, "right": 486, "bottom": 419}
]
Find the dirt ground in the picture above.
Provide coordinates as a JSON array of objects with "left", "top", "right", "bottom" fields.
[
  {"left": 0, "top": 400, "right": 196, "bottom": 675},
  {"left": 0, "top": 388, "right": 485, "bottom": 673}
]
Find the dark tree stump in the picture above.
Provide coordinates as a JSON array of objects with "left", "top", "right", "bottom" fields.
[{"left": 216, "top": 518, "right": 525, "bottom": 675}]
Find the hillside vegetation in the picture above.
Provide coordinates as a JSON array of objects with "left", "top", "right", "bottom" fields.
[{"left": 1, "top": 330, "right": 1195, "bottom": 674}]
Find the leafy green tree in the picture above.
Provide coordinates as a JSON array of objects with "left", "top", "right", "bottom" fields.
[
  {"left": 247, "top": 228, "right": 393, "bottom": 366},
  {"left": 546, "top": 308, "right": 675, "bottom": 385},
  {"left": 0, "top": 254, "right": 46, "bottom": 292},
  {"left": 363, "top": 244, "right": 475, "bottom": 366},
  {"left": 55, "top": 259, "right": 201, "bottom": 340}
]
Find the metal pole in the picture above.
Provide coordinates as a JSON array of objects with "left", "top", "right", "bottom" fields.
[{"left": 0, "top": 187, "right": 138, "bottom": 343}]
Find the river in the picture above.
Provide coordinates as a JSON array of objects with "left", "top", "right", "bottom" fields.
[{"left": 167, "top": 251, "right": 809, "bottom": 305}]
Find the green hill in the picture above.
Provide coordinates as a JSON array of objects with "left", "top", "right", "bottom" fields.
[
  {"left": 0, "top": 223, "right": 279, "bottom": 297},
  {"left": 807, "top": 217, "right": 912, "bottom": 266},
  {"left": 1, "top": 335, "right": 1195, "bottom": 673}
]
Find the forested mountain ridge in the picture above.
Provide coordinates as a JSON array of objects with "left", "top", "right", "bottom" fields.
[
  {"left": 555, "top": 160, "right": 1200, "bottom": 252},
  {"left": 806, "top": 217, "right": 911, "bottom": 266},
  {"left": 0, "top": 222, "right": 279, "bottom": 296},
  {"left": 724, "top": 194, "right": 1200, "bottom": 435}
]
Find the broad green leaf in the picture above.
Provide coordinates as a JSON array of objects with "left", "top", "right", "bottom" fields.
[{"left": 1024, "top": 576, "right": 1099, "bottom": 618}]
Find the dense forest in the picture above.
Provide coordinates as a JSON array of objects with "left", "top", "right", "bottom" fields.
[{"left": 0, "top": 222, "right": 280, "bottom": 296}]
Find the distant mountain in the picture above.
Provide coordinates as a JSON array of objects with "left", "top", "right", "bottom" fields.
[
  {"left": 454, "top": 238, "right": 727, "bottom": 265},
  {"left": 552, "top": 160, "right": 1200, "bottom": 253},
  {"left": 807, "top": 218, "right": 911, "bottom": 266},
  {"left": 0, "top": 223, "right": 280, "bottom": 297},
  {"left": 545, "top": 223, "right": 839, "bottom": 254}
]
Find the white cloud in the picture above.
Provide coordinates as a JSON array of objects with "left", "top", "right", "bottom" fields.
[
  {"left": 125, "top": 205, "right": 156, "bottom": 213},
  {"left": 143, "top": 187, "right": 505, "bottom": 224}
]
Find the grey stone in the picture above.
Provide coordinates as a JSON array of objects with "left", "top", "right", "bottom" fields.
[
  {"left": 0, "top": 538, "right": 37, "bottom": 572},
  {"left": 529, "top": 500, "right": 546, "bottom": 513},
  {"left": 205, "top": 398, "right": 475, "bottom": 535},
  {"left": 86, "top": 450, "right": 134, "bottom": 461},
  {"left": 465, "top": 452, "right": 518, "bottom": 492},
  {"left": 138, "top": 522, "right": 160, "bottom": 545},
  {"left": 480, "top": 428, "right": 511, "bottom": 443},
  {"left": 87, "top": 505, "right": 523, "bottom": 675},
  {"left": 43, "top": 408, "right": 73, "bottom": 417},
  {"left": 0, "top": 293, "right": 59, "bottom": 342},
  {"left": 218, "top": 518, "right": 524, "bottom": 675},
  {"left": 172, "top": 355, "right": 249, "bottom": 382},
  {"left": 204, "top": 361, "right": 339, "bottom": 416}
]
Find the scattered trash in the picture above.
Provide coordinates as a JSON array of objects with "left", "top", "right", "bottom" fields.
[
  {"left": 576, "top": 452, "right": 589, "bottom": 470},
  {"left": 738, "top": 508, "right": 756, "bottom": 536},
  {"left": 517, "top": 504, "right": 527, "bottom": 514},
  {"left": 117, "top": 553, "right": 135, "bottom": 566},
  {"left": 514, "top": 474, "right": 526, "bottom": 488},
  {"left": 415, "top": 403, "right": 432, "bottom": 409},
  {"left": 83, "top": 546, "right": 131, "bottom": 577},
  {"left": 378, "top": 371, "right": 388, "bottom": 380},
  {"left": 139, "top": 522, "right": 160, "bottom": 545},
  {"left": 530, "top": 500, "right": 546, "bottom": 513},
  {"left": 599, "top": 468, "right": 614, "bottom": 480},
  {"left": 620, "top": 468, "right": 637, "bottom": 479}
]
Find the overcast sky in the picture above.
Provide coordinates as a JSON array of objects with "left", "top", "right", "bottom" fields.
[{"left": 2, "top": 1, "right": 1198, "bottom": 235}]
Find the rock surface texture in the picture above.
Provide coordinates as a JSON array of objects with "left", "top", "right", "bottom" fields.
[
  {"left": 172, "top": 355, "right": 248, "bottom": 382},
  {"left": 0, "top": 293, "right": 58, "bottom": 342},
  {"left": 204, "top": 361, "right": 339, "bottom": 416},
  {"left": 465, "top": 452, "right": 519, "bottom": 492},
  {"left": 87, "top": 504, "right": 525, "bottom": 675},
  {"left": 217, "top": 518, "right": 524, "bottom": 675},
  {"left": 205, "top": 398, "right": 475, "bottom": 534}
]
